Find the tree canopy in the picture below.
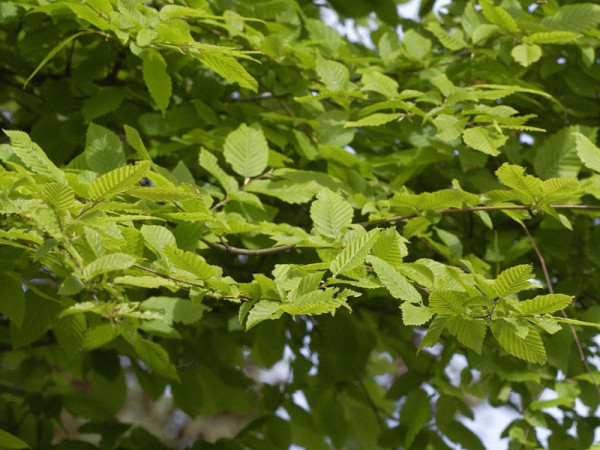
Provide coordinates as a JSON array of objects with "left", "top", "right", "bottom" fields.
[{"left": 2, "top": 0, "right": 600, "bottom": 448}]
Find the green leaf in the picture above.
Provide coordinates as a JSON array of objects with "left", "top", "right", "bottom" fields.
[
  {"left": 163, "top": 245, "right": 216, "bottom": 280},
  {"left": 310, "top": 188, "right": 354, "bottom": 241},
  {"left": 428, "top": 290, "right": 466, "bottom": 314},
  {"left": 84, "top": 123, "right": 126, "bottom": 174},
  {"left": 140, "top": 225, "right": 177, "bottom": 254},
  {"left": 223, "top": 123, "right": 269, "bottom": 178},
  {"left": 315, "top": 53, "right": 349, "bottom": 91},
  {"left": 143, "top": 49, "right": 172, "bottom": 115},
  {"left": 462, "top": 127, "right": 507, "bottom": 156},
  {"left": 131, "top": 336, "right": 180, "bottom": 381},
  {"left": 402, "top": 29, "right": 432, "bottom": 60},
  {"left": 495, "top": 163, "right": 542, "bottom": 202},
  {"left": 446, "top": 316, "right": 486, "bottom": 354},
  {"left": 199, "top": 52, "right": 258, "bottom": 92},
  {"left": 534, "top": 126, "right": 596, "bottom": 179},
  {"left": 127, "top": 186, "right": 195, "bottom": 202},
  {"left": 88, "top": 161, "right": 151, "bottom": 200},
  {"left": 524, "top": 31, "right": 581, "bottom": 44},
  {"left": 541, "top": 3, "right": 600, "bottom": 33},
  {"left": 58, "top": 273, "right": 85, "bottom": 296},
  {"left": 492, "top": 264, "right": 533, "bottom": 298},
  {"left": 491, "top": 321, "right": 546, "bottom": 364},
  {"left": 141, "top": 296, "right": 207, "bottom": 325},
  {"left": 426, "top": 22, "right": 467, "bottom": 50},
  {"left": 3, "top": 130, "right": 65, "bottom": 181},
  {"left": 372, "top": 228, "right": 407, "bottom": 267},
  {"left": 480, "top": 0, "right": 519, "bottom": 33},
  {"left": 401, "top": 389, "right": 431, "bottom": 448},
  {"left": 511, "top": 44, "right": 542, "bottom": 67},
  {"left": 82, "top": 323, "right": 119, "bottom": 350},
  {"left": 361, "top": 71, "right": 398, "bottom": 99},
  {"left": 83, "top": 253, "right": 136, "bottom": 279},
  {"left": 401, "top": 303, "right": 433, "bottom": 326},
  {"left": 246, "top": 300, "right": 283, "bottom": 330},
  {"left": 124, "top": 125, "right": 151, "bottom": 160},
  {"left": 344, "top": 113, "right": 403, "bottom": 128},
  {"left": 0, "top": 273, "right": 25, "bottom": 328},
  {"left": 516, "top": 294, "right": 572, "bottom": 315},
  {"left": 574, "top": 132, "right": 600, "bottom": 173},
  {"left": 418, "top": 316, "right": 449, "bottom": 350},
  {"left": 434, "top": 115, "right": 468, "bottom": 142},
  {"left": 330, "top": 229, "right": 380, "bottom": 276},
  {"left": 0, "top": 429, "right": 30, "bottom": 449},
  {"left": 368, "top": 256, "right": 421, "bottom": 303},
  {"left": 199, "top": 148, "right": 239, "bottom": 193},
  {"left": 42, "top": 182, "right": 75, "bottom": 211},
  {"left": 24, "top": 30, "right": 91, "bottom": 88}
]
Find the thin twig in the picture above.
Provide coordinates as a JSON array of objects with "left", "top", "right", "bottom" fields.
[
  {"left": 521, "top": 223, "right": 600, "bottom": 397},
  {"left": 202, "top": 239, "right": 296, "bottom": 256}
]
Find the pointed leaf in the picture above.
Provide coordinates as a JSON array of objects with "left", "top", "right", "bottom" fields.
[
  {"left": 223, "top": 124, "right": 269, "bottom": 178},
  {"left": 401, "top": 303, "right": 433, "bottom": 326},
  {"left": 310, "top": 188, "right": 353, "bottom": 241},
  {"left": 368, "top": 256, "right": 421, "bottom": 303},
  {"left": 88, "top": 161, "right": 151, "bottom": 200},
  {"left": 493, "top": 264, "right": 533, "bottom": 298},
  {"left": 143, "top": 49, "right": 172, "bottom": 114},
  {"left": 516, "top": 294, "right": 573, "bottom": 315}
]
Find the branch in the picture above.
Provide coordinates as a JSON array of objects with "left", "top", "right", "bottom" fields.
[
  {"left": 521, "top": 223, "right": 600, "bottom": 397},
  {"left": 202, "top": 239, "right": 296, "bottom": 256}
]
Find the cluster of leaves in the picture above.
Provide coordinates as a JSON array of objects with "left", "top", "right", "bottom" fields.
[{"left": 1, "top": 0, "right": 600, "bottom": 448}]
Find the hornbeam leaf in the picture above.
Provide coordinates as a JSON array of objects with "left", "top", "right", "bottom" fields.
[
  {"left": 223, "top": 124, "right": 269, "bottom": 178},
  {"left": 511, "top": 44, "right": 542, "bottom": 67},
  {"left": 316, "top": 53, "right": 349, "bottom": 91},
  {"left": 4, "top": 130, "right": 65, "bottom": 182},
  {"left": 401, "top": 303, "right": 433, "bottom": 326},
  {"left": 462, "top": 127, "right": 506, "bottom": 156},
  {"left": 426, "top": 22, "right": 466, "bottom": 50},
  {"left": 428, "top": 290, "right": 466, "bottom": 314},
  {"left": 131, "top": 335, "right": 180, "bottom": 381},
  {"left": 246, "top": 300, "right": 282, "bottom": 329},
  {"left": 344, "top": 113, "right": 403, "bottom": 128},
  {"left": 480, "top": 0, "right": 520, "bottom": 33},
  {"left": 401, "top": 389, "right": 431, "bottom": 449},
  {"left": 492, "top": 264, "right": 533, "bottom": 298},
  {"left": 574, "top": 132, "right": 600, "bottom": 173},
  {"left": 142, "top": 49, "right": 172, "bottom": 115},
  {"left": 368, "top": 256, "right": 421, "bottom": 303},
  {"left": 524, "top": 31, "right": 581, "bottom": 44},
  {"left": 88, "top": 161, "right": 151, "bottom": 200},
  {"left": 83, "top": 253, "right": 136, "bottom": 279},
  {"left": 330, "top": 229, "right": 380, "bottom": 276},
  {"left": 42, "top": 182, "right": 76, "bottom": 211},
  {"left": 516, "top": 294, "right": 573, "bottom": 315},
  {"left": 446, "top": 316, "right": 486, "bottom": 354},
  {"left": 199, "top": 149, "right": 239, "bottom": 193},
  {"left": 0, "top": 428, "right": 31, "bottom": 449},
  {"left": 163, "top": 245, "right": 217, "bottom": 280},
  {"left": 199, "top": 52, "right": 258, "bottom": 92},
  {"left": 491, "top": 321, "right": 546, "bottom": 364},
  {"left": 310, "top": 188, "right": 353, "bottom": 241}
]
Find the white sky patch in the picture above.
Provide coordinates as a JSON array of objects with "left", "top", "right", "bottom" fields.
[
  {"left": 461, "top": 400, "right": 521, "bottom": 448},
  {"left": 519, "top": 133, "right": 535, "bottom": 145}
]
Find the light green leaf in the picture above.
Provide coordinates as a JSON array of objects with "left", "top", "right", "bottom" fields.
[
  {"left": 493, "top": 264, "right": 533, "bottom": 298},
  {"left": 88, "top": 161, "right": 151, "bottom": 200},
  {"left": 330, "top": 229, "right": 380, "bottom": 276},
  {"left": 83, "top": 253, "right": 136, "bottom": 279},
  {"left": 401, "top": 303, "right": 433, "bottom": 326},
  {"left": 361, "top": 71, "right": 398, "bottom": 99},
  {"left": 541, "top": 3, "right": 600, "bottom": 32},
  {"left": 434, "top": 115, "right": 468, "bottom": 142},
  {"left": 143, "top": 49, "right": 172, "bottom": 115},
  {"left": 223, "top": 123, "right": 269, "bottom": 178},
  {"left": 127, "top": 186, "right": 195, "bottom": 202},
  {"left": 310, "top": 188, "right": 354, "bottom": 241},
  {"left": 344, "top": 113, "right": 403, "bottom": 128},
  {"left": 426, "top": 22, "right": 467, "bottom": 50},
  {"left": 574, "top": 132, "right": 600, "bottom": 173},
  {"left": 199, "top": 148, "right": 239, "bottom": 193},
  {"left": 402, "top": 29, "right": 432, "bottom": 60},
  {"left": 516, "top": 294, "right": 573, "bottom": 315},
  {"left": 368, "top": 256, "right": 421, "bottom": 303},
  {"left": 418, "top": 316, "right": 449, "bottom": 351},
  {"left": 246, "top": 300, "right": 283, "bottom": 330},
  {"left": 428, "top": 290, "right": 466, "bottom": 314},
  {"left": 131, "top": 336, "right": 180, "bottom": 381},
  {"left": 524, "top": 31, "right": 581, "bottom": 44},
  {"left": 3, "top": 130, "right": 65, "bottom": 181},
  {"left": 199, "top": 52, "right": 258, "bottom": 92},
  {"left": 0, "top": 429, "right": 30, "bottom": 449},
  {"left": 42, "top": 182, "right": 75, "bottom": 211},
  {"left": 446, "top": 316, "right": 486, "bottom": 354},
  {"left": 163, "top": 245, "right": 216, "bottom": 280},
  {"left": 511, "top": 44, "right": 542, "bottom": 67},
  {"left": 372, "top": 228, "right": 407, "bottom": 267},
  {"left": 280, "top": 288, "right": 348, "bottom": 316},
  {"left": 124, "top": 125, "right": 151, "bottom": 160},
  {"left": 480, "top": 0, "right": 519, "bottom": 33},
  {"left": 491, "top": 321, "right": 546, "bottom": 364},
  {"left": 462, "top": 127, "right": 507, "bottom": 156},
  {"left": 141, "top": 225, "right": 176, "bottom": 254},
  {"left": 495, "top": 163, "right": 543, "bottom": 202},
  {"left": 316, "top": 53, "right": 349, "bottom": 91},
  {"left": 141, "top": 296, "right": 207, "bottom": 325},
  {"left": 82, "top": 323, "right": 119, "bottom": 350}
]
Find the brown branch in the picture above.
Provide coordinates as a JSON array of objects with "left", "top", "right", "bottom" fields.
[
  {"left": 202, "top": 239, "right": 296, "bottom": 256},
  {"left": 521, "top": 223, "right": 600, "bottom": 397},
  {"left": 357, "top": 204, "right": 600, "bottom": 227}
]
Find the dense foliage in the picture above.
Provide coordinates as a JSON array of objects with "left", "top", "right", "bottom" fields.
[{"left": 2, "top": 0, "right": 600, "bottom": 448}]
